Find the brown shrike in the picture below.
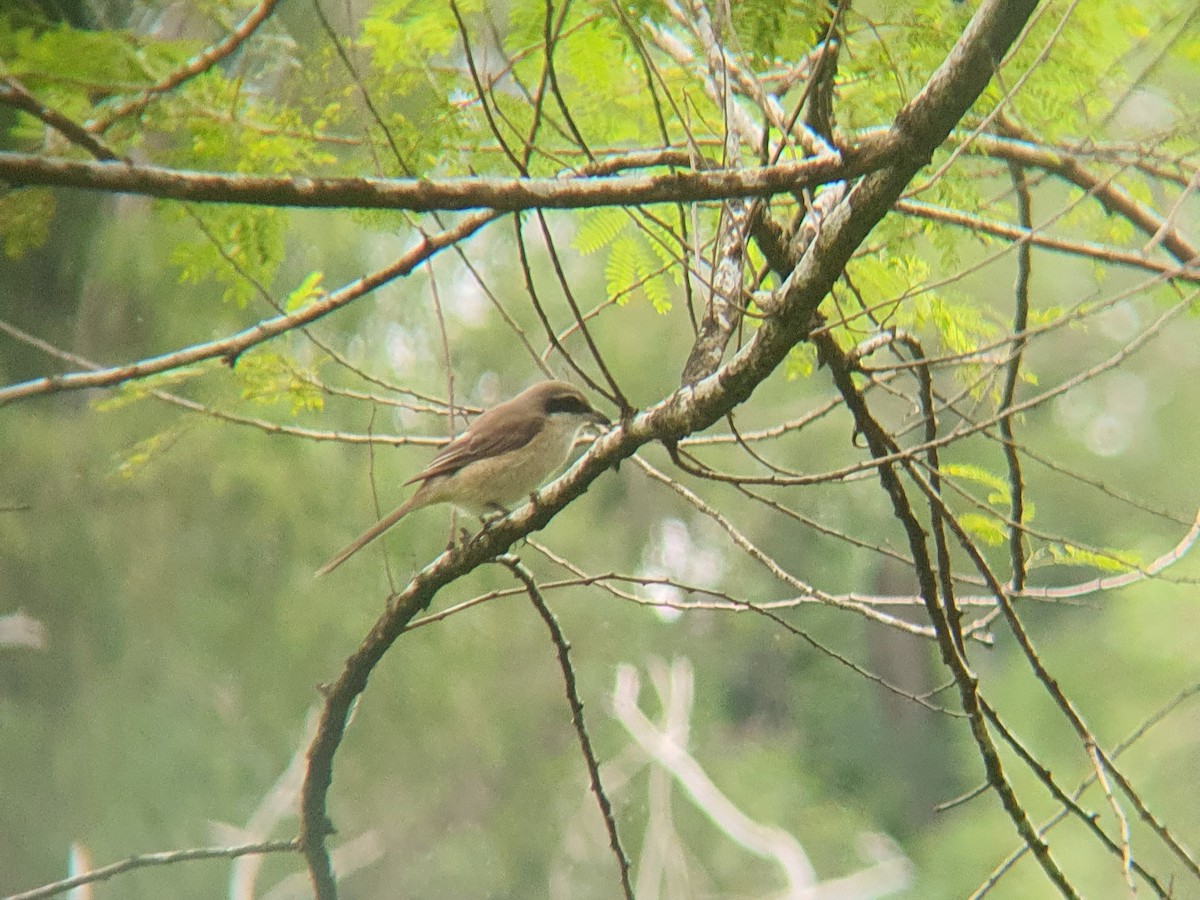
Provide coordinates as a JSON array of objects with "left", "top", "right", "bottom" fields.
[{"left": 316, "top": 380, "right": 609, "bottom": 576}]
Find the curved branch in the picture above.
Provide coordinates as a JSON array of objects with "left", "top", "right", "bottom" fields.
[{"left": 300, "top": 3, "right": 1045, "bottom": 895}]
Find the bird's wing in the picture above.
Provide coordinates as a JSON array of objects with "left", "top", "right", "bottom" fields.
[{"left": 405, "top": 406, "right": 542, "bottom": 484}]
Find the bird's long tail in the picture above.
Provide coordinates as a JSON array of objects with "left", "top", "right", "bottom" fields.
[{"left": 315, "top": 494, "right": 421, "bottom": 577}]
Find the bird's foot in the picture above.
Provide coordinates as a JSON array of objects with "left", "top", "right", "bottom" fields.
[{"left": 480, "top": 505, "right": 508, "bottom": 528}]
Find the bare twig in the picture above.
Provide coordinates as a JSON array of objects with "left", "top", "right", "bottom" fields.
[
  {"left": 1087, "top": 744, "right": 1136, "bottom": 894},
  {"left": 499, "top": 556, "right": 633, "bottom": 899},
  {"left": 86, "top": 0, "right": 283, "bottom": 134},
  {"left": 975, "top": 683, "right": 1200, "bottom": 897},
  {"left": 4, "top": 840, "right": 299, "bottom": 900},
  {"left": 0, "top": 211, "right": 498, "bottom": 406},
  {"left": 635, "top": 454, "right": 953, "bottom": 646},
  {"left": 1001, "top": 163, "right": 1031, "bottom": 592}
]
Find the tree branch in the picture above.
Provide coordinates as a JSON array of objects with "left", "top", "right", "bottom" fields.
[
  {"left": 0, "top": 78, "right": 121, "bottom": 161},
  {"left": 299, "top": 3, "right": 1048, "bottom": 895},
  {"left": 894, "top": 199, "right": 1200, "bottom": 282},
  {"left": 0, "top": 211, "right": 497, "bottom": 406},
  {"left": 0, "top": 146, "right": 876, "bottom": 212},
  {"left": 85, "top": 0, "right": 284, "bottom": 134},
  {"left": 5, "top": 839, "right": 299, "bottom": 900},
  {"left": 500, "top": 556, "right": 633, "bottom": 899}
]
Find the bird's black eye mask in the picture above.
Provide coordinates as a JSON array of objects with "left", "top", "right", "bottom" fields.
[{"left": 545, "top": 394, "right": 590, "bottom": 416}]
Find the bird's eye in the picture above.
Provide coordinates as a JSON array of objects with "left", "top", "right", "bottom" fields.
[{"left": 545, "top": 394, "right": 589, "bottom": 415}]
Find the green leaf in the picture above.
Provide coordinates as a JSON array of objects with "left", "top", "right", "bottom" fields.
[
  {"left": 91, "top": 367, "right": 209, "bottom": 412},
  {"left": 602, "top": 230, "right": 673, "bottom": 312},
  {"left": 286, "top": 271, "right": 325, "bottom": 312},
  {"left": 911, "top": 293, "right": 996, "bottom": 358},
  {"left": 1047, "top": 543, "right": 1140, "bottom": 573},
  {"left": 960, "top": 513, "right": 1006, "bottom": 547},
  {"left": 942, "top": 463, "right": 1009, "bottom": 506},
  {"left": 110, "top": 425, "right": 189, "bottom": 479},
  {"left": 3, "top": 21, "right": 200, "bottom": 88},
  {"left": 168, "top": 207, "right": 284, "bottom": 307},
  {"left": 573, "top": 208, "right": 628, "bottom": 255},
  {"left": 785, "top": 344, "right": 817, "bottom": 380},
  {"left": 234, "top": 351, "right": 323, "bottom": 415}
]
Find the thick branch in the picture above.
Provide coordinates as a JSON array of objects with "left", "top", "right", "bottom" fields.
[{"left": 0, "top": 146, "right": 876, "bottom": 212}]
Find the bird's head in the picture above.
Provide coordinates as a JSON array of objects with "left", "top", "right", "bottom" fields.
[{"left": 533, "top": 380, "right": 611, "bottom": 429}]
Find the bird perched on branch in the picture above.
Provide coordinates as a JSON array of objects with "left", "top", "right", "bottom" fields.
[{"left": 317, "top": 380, "right": 610, "bottom": 576}]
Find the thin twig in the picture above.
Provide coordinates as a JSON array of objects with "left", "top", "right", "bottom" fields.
[
  {"left": 904, "top": 458, "right": 1197, "bottom": 883},
  {"left": 1003, "top": 162, "right": 1031, "bottom": 591},
  {"left": 975, "top": 683, "right": 1200, "bottom": 897},
  {"left": 4, "top": 839, "right": 299, "bottom": 900},
  {"left": 0, "top": 211, "right": 499, "bottom": 406},
  {"left": 976, "top": 701, "right": 1167, "bottom": 896},
  {"left": 1087, "top": 744, "right": 1136, "bottom": 894},
  {"left": 498, "top": 556, "right": 633, "bottom": 900},
  {"left": 86, "top": 0, "right": 283, "bottom": 134},
  {"left": 635, "top": 454, "right": 972, "bottom": 686}
]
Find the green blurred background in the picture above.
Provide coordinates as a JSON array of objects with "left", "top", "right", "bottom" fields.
[{"left": 2, "top": 1, "right": 1199, "bottom": 898}]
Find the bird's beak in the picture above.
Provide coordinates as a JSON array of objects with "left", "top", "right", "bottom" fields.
[{"left": 588, "top": 408, "right": 612, "bottom": 428}]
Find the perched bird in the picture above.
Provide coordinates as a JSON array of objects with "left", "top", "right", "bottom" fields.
[{"left": 316, "top": 380, "right": 609, "bottom": 576}]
